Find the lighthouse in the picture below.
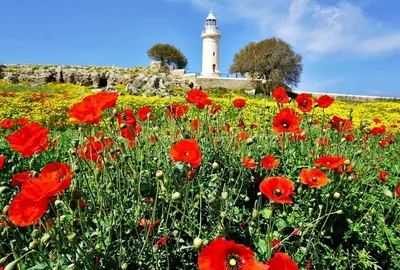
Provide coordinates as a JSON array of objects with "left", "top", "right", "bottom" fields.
[{"left": 201, "top": 10, "right": 221, "bottom": 77}]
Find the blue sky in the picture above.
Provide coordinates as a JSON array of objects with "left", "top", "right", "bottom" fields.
[{"left": 1, "top": 0, "right": 400, "bottom": 97}]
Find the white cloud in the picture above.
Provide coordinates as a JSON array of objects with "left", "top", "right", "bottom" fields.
[{"left": 169, "top": 0, "right": 400, "bottom": 58}]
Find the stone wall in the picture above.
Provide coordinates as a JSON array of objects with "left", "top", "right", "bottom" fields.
[{"left": 193, "top": 76, "right": 258, "bottom": 91}]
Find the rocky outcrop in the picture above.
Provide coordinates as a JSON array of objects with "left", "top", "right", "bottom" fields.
[{"left": 0, "top": 64, "right": 192, "bottom": 96}]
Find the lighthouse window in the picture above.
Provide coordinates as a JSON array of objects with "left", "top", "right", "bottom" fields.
[{"left": 213, "top": 52, "right": 215, "bottom": 56}]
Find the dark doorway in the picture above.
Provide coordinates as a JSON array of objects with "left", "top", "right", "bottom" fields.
[
  {"left": 212, "top": 64, "right": 216, "bottom": 73},
  {"left": 99, "top": 78, "right": 107, "bottom": 88}
]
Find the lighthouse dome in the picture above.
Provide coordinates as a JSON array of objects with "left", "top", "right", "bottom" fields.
[{"left": 206, "top": 12, "right": 216, "bottom": 21}]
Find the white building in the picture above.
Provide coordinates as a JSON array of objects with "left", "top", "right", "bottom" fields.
[{"left": 201, "top": 10, "right": 221, "bottom": 77}]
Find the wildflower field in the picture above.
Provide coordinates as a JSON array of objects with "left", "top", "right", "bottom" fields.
[{"left": 0, "top": 82, "right": 399, "bottom": 269}]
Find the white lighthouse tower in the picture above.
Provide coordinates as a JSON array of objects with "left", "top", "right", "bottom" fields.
[{"left": 201, "top": 10, "right": 221, "bottom": 77}]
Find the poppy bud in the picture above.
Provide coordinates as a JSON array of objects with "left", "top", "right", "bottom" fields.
[
  {"left": 344, "top": 159, "right": 351, "bottom": 165},
  {"left": 333, "top": 192, "right": 341, "bottom": 200},
  {"left": 70, "top": 200, "right": 78, "bottom": 211},
  {"left": 67, "top": 264, "right": 75, "bottom": 269},
  {"left": 220, "top": 211, "right": 227, "bottom": 218},
  {"left": 29, "top": 241, "right": 38, "bottom": 250},
  {"left": 121, "top": 263, "right": 128, "bottom": 270},
  {"left": 221, "top": 191, "right": 228, "bottom": 200},
  {"left": 73, "top": 165, "right": 80, "bottom": 173},
  {"left": 245, "top": 138, "right": 254, "bottom": 145},
  {"left": 244, "top": 196, "right": 250, "bottom": 202},
  {"left": 171, "top": 192, "right": 181, "bottom": 201},
  {"left": 335, "top": 210, "right": 343, "bottom": 214},
  {"left": 340, "top": 138, "right": 346, "bottom": 143},
  {"left": 67, "top": 232, "right": 77, "bottom": 243},
  {"left": 173, "top": 230, "right": 179, "bottom": 238},
  {"left": 252, "top": 209, "right": 259, "bottom": 219},
  {"left": 212, "top": 162, "right": 219, "bottom": 169},
  {"left": 0, "top": 186, "right": 10, "bottom": 193},
  {"left": 31, "top": 229, "right": 41, "bottom": 240},
  {"left": 187, "top": 170, "right": 195, "bottom": 180},
  {"left": 3, "top": 205, "right": 9, "bottom": 215},
  {"left": 193, "top": 237, "right": 203, "bottom": 249},
  {"left": 155, "top": 170, "right": 164, "bottom": 179},
  {"left": 60, "top": 215, "right": 66, "bottom": 222},
  {"left": 41, "top": 233, "right": 50, "bottom": 244}
]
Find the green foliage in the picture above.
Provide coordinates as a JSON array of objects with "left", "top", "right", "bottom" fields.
[
  {"left": 230, "top": 37, "right": 303, "bottom": 91},
  {"left": 147, "top": 43, "right": 188, "bottom": 69}
]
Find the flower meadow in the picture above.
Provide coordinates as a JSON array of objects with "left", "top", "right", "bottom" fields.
[{"left": 0, "top": 85, "right": 399, "bottom": 269}]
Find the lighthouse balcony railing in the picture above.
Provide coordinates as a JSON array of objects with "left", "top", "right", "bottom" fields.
[
  {"left": 193, "top": 72, "right": 246, "bottom": 78},
  {"left": 202, "top": 29, "right": 220, "bottom": 34}
]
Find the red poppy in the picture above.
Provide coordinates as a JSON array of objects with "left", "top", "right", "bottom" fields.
[
  {"left": 150, "top": 136, "right": 157, "bottom": 143},
  {"left": 198, "top": 237, "right": 268, "bottom": 270},
  {"left": 261, "top": 155, "right": 280, "bottom": 170},
  {"left": 6, "top": 123, "right": 50, "bottom": 158},
  {"left": 315, "top": 95, "right": 334, "bottom": 108},
  {"left": 8, "top": 193, "right": 48, "bottom": 227},
  {"left": 295, "top": 93, "right": 312, "bottom": 113},
  {"left": 237, "top": 132, "right": 249, "bottom": 141},
  {"left": 116, "top": 109, "right": 137, "bottom": 127},
  {"left": 155, "top": 234, "right": 169, "bottom": 247},
  {"left": 300, "top": 168, "right": 329, "bottom": 188},
  {"left": 137, "top": 106, "right": 154, "bottom": 121},
  {"left": 273, "top": 110, "right": 302, "bottom": 133},
  {"left": 371, "top": 125, "right": 386, "bottom": 135},
  {"left": 396, "top": 184, "right": 400, "bottom": 197},
  {"left": 387, "top": 137, "right": 395, "bottom": 144},
  {"left": 232, "top": 99, "right": 246, "bottom": 108},
  {"left": 314, "top": 156, "right": 345, "bottom": 170},
  {"left": 1, "top": 119, "right": 14, "bottom": 129},
  {"left": 169, "top": 139, "right": 202, "bottom": 168},
  {"left": 266, "top": 252, "right": 298, "bottom": 269},
  {"left": 391, "top": 125, "right": 398, "bottom": 129},
  {"left": 377, "top": 170, "right": 389, "bottom": 183},
  {"left": 191, "top": 119, "right": 201, "bottom": 132},
  {"left": 11, "top": 171, "right": 33, "bottom": 186},
  {"left": 315, "top": 137, "right": 329, "bottom": 147},
  {"left": 16, "top": 118, "right": 29, "bottom": 126},
  {"left": 210, "top": 105, "right": 221, "bottom": 115},
  {"left": 329, "top": 116, "right": 353, "bottom": 132},
  {"left": 68, "top": 92, "right": 118, "bottom": 125},
  {"left": 138, "top": 218, "right": 161, "bottom": 236},
  {"left": 243, "top": 157, "right": 258, "bottom": 169},
  {"left": 186, "top": 89, "right": 212, "bottom": 109},
  {"left": 344, "top": 134, "right": 355, "bottom": 141},
  {"left": 272, "top": 87, "right": 289, "bottom": 104},
  {"left": 260, "top": 177, "right": 295, "bottom": 204},
  {"left": 0, "top": 155, "right": 5, "bottom": 170},
  {"left": 379, "top": 139, "right": 388, "bottom": 148},
  {"left": 41, "top": 162, "right": 73, "bottom": 181},
  {"left": 9, "top": 171, "right": 71, "bottom": 226},
  {"left": 78, "top": 134, "right": 115, "bottom": 163},
  {"left": 271, "top": 239, "right": 281, "bottom": 250},
  {"left": 373, "top": 118, "right": 382, "bottom": 124},
  {"left": 166, "top": 104, "right": 189, "bottom": 119}
]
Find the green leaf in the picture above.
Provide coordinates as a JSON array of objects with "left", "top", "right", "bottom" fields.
[
  {"left": 276, "top": 218, "right": 287, "bottom": 231},
  {"left": 260, "top": 208, "right": 272, "bottom": 219}
]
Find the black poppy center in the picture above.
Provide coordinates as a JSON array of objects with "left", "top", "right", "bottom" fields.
[
  {"left": 273, "top": 188, "right": 283, "bottom": 197},
  {"left": 302, "top": 101, "right": 307, "bottom": 107},
  {"left": 282, "top": 122, "right": 289, "bottom": 128},
  {"left": 226, "top": 254, "right": 241, "bottom": 270},
  {"left": 311, "top": 177, "right": 318, "bottom": 182}
]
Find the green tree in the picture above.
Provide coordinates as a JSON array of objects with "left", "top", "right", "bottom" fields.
[
  {"left": 147, "top": 44, "right": 188, "bottom": 69},
  {"left": 230, "top": 38, "right": 302, "bottom": 91}
]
